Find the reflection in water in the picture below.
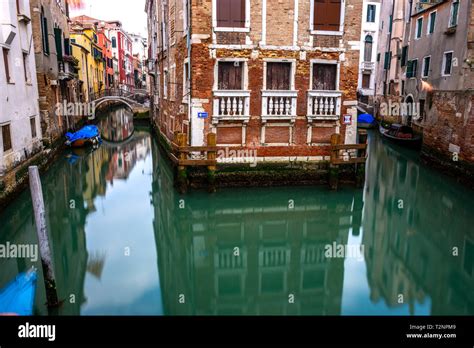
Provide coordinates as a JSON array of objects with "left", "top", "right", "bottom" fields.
[
  {"left": 100, "top": 107, "right": 134, "bottom": 143},
  {"left": 0, "top": 108, "right": 473, "bottom": 315}
]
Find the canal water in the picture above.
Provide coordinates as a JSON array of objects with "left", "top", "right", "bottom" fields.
[{"left": 0, "top": 107, "right": 473, "bottom": 315}]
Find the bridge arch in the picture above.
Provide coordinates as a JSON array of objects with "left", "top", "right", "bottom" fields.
[{"left": 93, "top": 97, "right": 135, "bottom": 118}]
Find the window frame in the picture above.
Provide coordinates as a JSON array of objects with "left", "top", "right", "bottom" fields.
[
  {"left": 309, "top": 59, "right": 340, "bottom": 91},
  {"left": 310, "top": 0, "right": 345, "bottom": 36},
  {"left": 415, "top": 17, "right": 423, "bottom": 39},
  {"left": 214, "top": 58, "right": 248, "bottom": 91},
  {"left": 407, "top": 59, "right": 418, "bottom": 78},
  {"left": 442, "top": 51, "right": 454, "bottom": 76},
  {"left": 448, "top": 0, "right": 459, "bottom": 28},
  {"left": 2, "top": 48, "right": 12, "bottom": 84},
  {"left": 427, "top": 10, "right": 436, "bottom": 35},
  {"left": 30, "top": 117, "right": 37, "bottom": 139},
  {"left": 366, "top": 4, "right": 376, "bottom": 23},
  {"left": 212, "top": 0, "right": 250, "bottom": 33},
  {"left": 422, "top": 55, "right": 431, "bottom": 78},
  {"left": 1, "top": 123, "right": 13, "bottom": 153}
]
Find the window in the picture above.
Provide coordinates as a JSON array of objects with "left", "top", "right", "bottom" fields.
[
  {"left": 362, "top": 73, "right": 371, "bottom": 88},
  {"left": 30, "top": 117, "right": 37, "bottom": 139},
  {"left": 163, "top": 70, "right": 168, "bottom": 98},
  {"left": 218, "top": 61, "right": 243, "bottom": 90},
  {"left": 401, "top": 46, "right": 408, "bottom": 67},
  {"left": 216, "top": 0, "right": 246, "bottom": 28},
  {"left": 377, "top": 53, "right": 380, "bottom": 62},
  {"left": 415, "top": 17, "right": 423, "bottom": 39},
  {"left": 3, "top": 48, "right": 11, "bottom": 83},
  {"left": 367, "top": 4, "right": 376, "bottom": 22},
  {"left": 312, "top": 0, "right": 342, "bottom": 32},
  {"left": 54, "top": 28, "right": 63, "bottom": 59},
  {"left": 406, "top": 59, "right": 418, "bottom": 78},
  {"left": 41, "top": 7, "right": 50, "bottom": 55},
  {"left": 449, "top": 0, "right": 459, "bottom": 27},
  {"left": 384, "top": 51, "right": 391, "bottom": 70},
  {"left": 1, "top": 124, "right": 12, "bottom": 152},
  {"left": 422, "top": 56, "right": 431, "bottom": 77},
  {"left": 266, "top": 62, "right": 291, "bottom": 90},
  {"left": 183, "top": 61, "right": 190, "bottom": 100},
  {"left": 112, "top": 37, "right": 117, "bottom": 48},
  {"left": 388, "top": 15, "right": 393, "bottom": 33},
  {"left": 313, "top": 63, "right": 337, "bottom": 90},
  {"left": 23, "top": 53, "right": 31, "bottom": 83},
  {"left": 428, "top": 11, "right": 436, "bottom": 34},
  {"left": 364, "top": 35, "right": 373, "bottom": 62},
  {"left": 442, "top": 51, "right": 453, "bottom": 76}
]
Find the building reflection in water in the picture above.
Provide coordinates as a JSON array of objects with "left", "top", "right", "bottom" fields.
[
  {"left": 150, "top": 140, "right": 365, "bottom": 315},
  {"left": 363, "top": 134, "right": 474, "bottom": 315}
]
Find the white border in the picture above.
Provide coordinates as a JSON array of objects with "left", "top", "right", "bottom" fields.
[
  {"left": 442, "top": 51, "right": 454, "bottom": 76},
  {"left": 422, "top": 55, "right": 431, "bottom": 78},
  {"left": 212, "top": 0, "right": 251, "bottom": 32},
  {"left": 309, "top": 0, "right": 345, "bottom": 36}
]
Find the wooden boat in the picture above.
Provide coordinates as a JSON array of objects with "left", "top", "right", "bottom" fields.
[
  {"left": 379, "top": 124, "right": 422, "bottom": 148},
  {"left": 0, "top": 269, "right": 37, "bottom": 316},
  {"left": 65, "top": 125, "right": 101, "bottom": 148}
]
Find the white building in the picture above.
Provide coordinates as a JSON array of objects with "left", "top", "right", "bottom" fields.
[
  {"left": 129, "top": 33, "right": 147, "bottom": 89},
  {"left": 0, "top": 0, "right": 42, "bottom": 176},
  {"left": 358, "top": 0, "right": 381, "bottom": 113}
]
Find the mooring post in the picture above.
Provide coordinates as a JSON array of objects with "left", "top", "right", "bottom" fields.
[
  {"left": 207, "top": 132, "right": 217, "bottom": 193},
  {"left": 329, "top": 134, "right": 341, "bottom": 190},
  {"left": 28, "top": 166, "right": 59, "bottom": 309},
  {"left": 176, "top": 133, "right": 188, "bottom": 194}
]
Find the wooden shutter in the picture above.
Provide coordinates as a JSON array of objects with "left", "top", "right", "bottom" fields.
[
  {"left": 266, "top": 62, "right": 291, "bottom": 90},
  {"left": 217, "top": 0, "right": 231, "bottom": 27},
  {"left": 314, "top": 0, "right": 341, "bottom": 31},
  {"left": 218, "top": 62, "right": 243, "bottom": 90},
  {"left": 2, "top": 48, "right": 10, "bottom": 83},
  {"left": 362, "top": 73, "right": 370, "bottom": 88},
  {"left": 54, "top": 28, "right": 63, "bottom": 61},
  {"left": 313, "top": 64, "right": 337, "bottom": 90},
  {"left": 2, "top": 124, "right": 12, "bottom": 152},
  {"left": 217, "top": 0, "right": 245, "bottom": 28}
]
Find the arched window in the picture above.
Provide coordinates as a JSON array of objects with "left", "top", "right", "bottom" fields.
[{"left": 364, "top": 35, "right": 373, "bottom": 62}]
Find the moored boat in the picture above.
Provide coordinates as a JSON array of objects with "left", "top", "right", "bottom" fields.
[
  {"left": 379, "top": 124, "right": 422, "bottom": 148},
  {"left": 0, "top": 269, "right": 37, "bottom": 316},
  {"left": 65, "top": 125, "right": 101, "bottom": 148},
  {"left": 357, "top": 113, "right": 377, "bottom": 129}
]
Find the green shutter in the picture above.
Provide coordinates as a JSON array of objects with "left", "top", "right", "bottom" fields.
[
  {"left": 384, "top": 52, "right": 391, "bottom": 69},
  {"left": 401, "top": 46, "right": 408, "bottom": 67},
  {"left": 54, "top": 28, "right": 63, "bottom": 61}
]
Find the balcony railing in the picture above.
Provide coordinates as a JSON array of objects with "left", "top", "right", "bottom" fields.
[
  {"left": 307, "top": 90, "right": 342, "bottom": 121},
  {"left": 212, "top": 90, "right": 250, "bottom": 123},
  {"left": 262, "top": 90, "right": 297, "bottom": 121}
]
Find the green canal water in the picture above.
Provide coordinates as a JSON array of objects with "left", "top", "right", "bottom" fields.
[{"left": 0, "top": 107, "right": 473, "bottom": 315}]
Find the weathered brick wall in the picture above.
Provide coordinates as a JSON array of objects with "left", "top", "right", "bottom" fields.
[
  {"left": 423, "top": 91, "right": 474, "bottom": 163},
  {"left": 156, "top": 0, "right": 362, "bottom": 159}
]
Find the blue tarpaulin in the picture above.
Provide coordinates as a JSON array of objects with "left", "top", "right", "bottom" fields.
[
  {"left": 0, "top": 270, "right": 37, "bottom": 316},
  {"left": 358, "top": 113, "right": 376, "bottom": 124},
  {"left": 65, "top": 125, "right": 100, "bottom": 144}
]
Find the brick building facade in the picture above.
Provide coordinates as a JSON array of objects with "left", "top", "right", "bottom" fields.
[
  {"left": 147, "top": 0, "right": 363, "bottom": 162},
  {"left": 30, "top": 0, "right": 81, "bottom": 146}
]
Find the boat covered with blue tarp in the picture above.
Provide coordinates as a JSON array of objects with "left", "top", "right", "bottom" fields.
[
  {"left": 65, "top": 125, "right": 101, "bottom": 148},
  {"left": 0, "top": 269, "right": 37, "bottom": 316},
  {"left": 358, "top": 113, "right": 377, "bottom": 129}
]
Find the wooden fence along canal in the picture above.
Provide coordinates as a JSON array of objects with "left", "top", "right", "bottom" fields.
[{"left": 157, "top": 128, "right": 368, "bottom": 193}]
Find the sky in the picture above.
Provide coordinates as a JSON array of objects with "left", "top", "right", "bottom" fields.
[{"left": 70, "top": 0, "right": 147, "bottom": 38}]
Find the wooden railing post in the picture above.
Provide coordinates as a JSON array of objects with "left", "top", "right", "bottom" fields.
[
  {"left": 207, "top": 132, "right": 217, "bottom": 192},
  {"left": 329, "top": 133, "right": 341, "bottom": 190},
  {"left": 176, "top": 132, "right": 188, "bottom": 193}
]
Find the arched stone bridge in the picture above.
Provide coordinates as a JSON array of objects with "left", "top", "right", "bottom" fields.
[{"left": 89, "top": 88, "right": 150, "bottom": 117}]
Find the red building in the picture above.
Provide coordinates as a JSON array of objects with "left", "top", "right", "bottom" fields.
[
  {"left": 98, "top": 29, "right": 114, "bottom": 88},
  {"left": 105, "top": 21, "right": 134, "bottom": 91}
]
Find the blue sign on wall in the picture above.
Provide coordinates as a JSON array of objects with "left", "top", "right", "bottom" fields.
[{"left": 198, "top": 112, "right": 208, "bottom": 119}]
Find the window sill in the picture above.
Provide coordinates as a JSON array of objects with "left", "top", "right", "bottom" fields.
[
  {"left": 311, "top": 30, "right": 343, "bottom": 36},
  {"left": 214, "top": 27, "right": 250, "bottom": 33}
]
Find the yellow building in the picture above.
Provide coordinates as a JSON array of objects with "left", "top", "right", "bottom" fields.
[{"left": 70, "top": 22, "right": 104, "bottom": 97}]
